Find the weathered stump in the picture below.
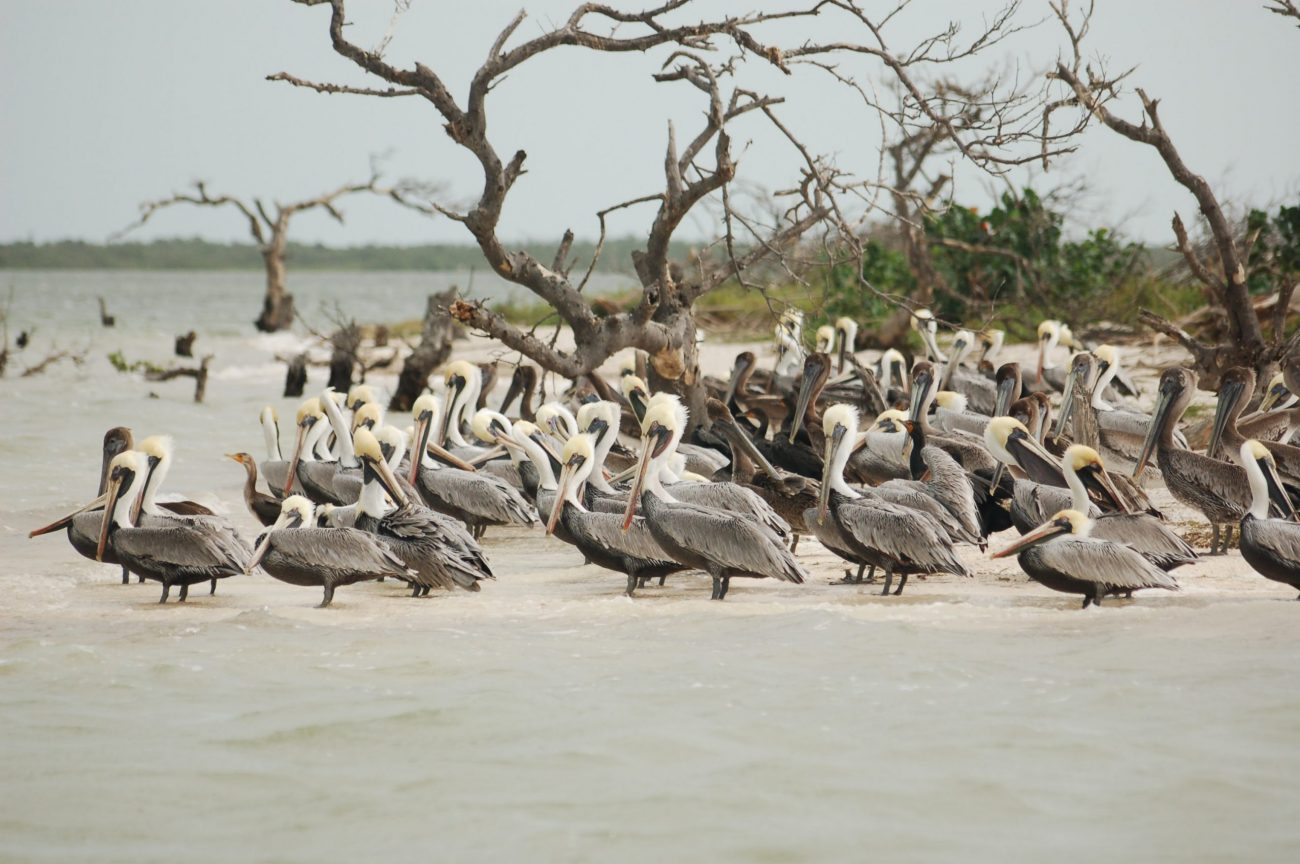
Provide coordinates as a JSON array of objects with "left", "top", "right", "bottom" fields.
[
  {"left": 284, "top": 353, "right": 308, "bottom": 397},
  {"left": 389, "top": 289, "right": 457, "bottom": 412},
  {"left": 328, "top": 322, "right": 361, "bottom": 393},
  {"left": 175, "top": 331, "right": 197, "bottom": 357}
]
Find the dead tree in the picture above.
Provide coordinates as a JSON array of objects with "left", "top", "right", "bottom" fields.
[
  {"left": 145, "top": 355, "right": 213, "bottom": 403},
  {"left": 97, "top": 297, "right": 115, "bottom": 327},
  {"left": 115, "top": 169, "right": 404, "bottom": 333},
  {"left": 284, "top": 353, "right": 308, "bottom": 397},
  {"left": 390, "top": 288, "right": 457, "bottom": 412},
  {"left": 1048, "top": 0, "right": 1297, "bottom": 386},
  {"left": 275, "top": 1, "right": 1080, "bottom": 422},
  {"left": 328, "top": 321, "right": 362, "bottom": 391},
  {"left": 175, "top": 331, "right": 197, "bottom": 357}
]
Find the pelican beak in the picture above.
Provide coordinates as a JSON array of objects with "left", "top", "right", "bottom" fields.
[
  {"left": 366, "top": 454, "right": 409, "bottom": 508},
  {"left": 1080, "top": 462, "right": 1128, "bottom": 513},
  {"left": 97, "top": 470, "right": 129, "bottom": 562},
  {"left": 1134, "top": 384, "right": 1175, "bottom": 481},
  {"left": 500, "top": 369, "right": 524, "bottom": 415},
  {"left": 29, "top": 493, "right": 109, "bottom": 538},
  {"left": 439, "top": 376, "right": 466, "bottom": 446},
  {"left": 988, "top": 462, "right": 1007, "bottom": 496},
  {"left": 285, "top": 416, "right": 315, "bottom": 496},
  {"left": 548, "top": 456, "right": 583, "bottom": 536},
  {"left": 1036, "top": 335, "right": 1049, "bottom": 384},
  {"left": 246, "top": 510, "right": 294, "bottom": 574},
  {"left": 431, "top": 442, "right": 479, "bottom": 472},
  {"left": 789, "top": 358, "right": 824, "bottom": 444},
  {"left": 908, "top": 368, "right": 933, "bottom": 423},
  {"left": 1054, "top": 365, "right": 1081, "bottom": 440},
  {"left": 410, "top": 409, "right": 434, "bottom": 484},
  {"left": 1261, "top": 384, "right": 1288, "bottom": 413},
  {"left": 723, "top": 353, "right": 749, "bottom": 408},
  {"left": 816, "top": 423, "right": 846, "bottom": 525},
  {"left": 940, "top": 338, "right": 965, "bottom": 390},
  {"left": 622, "top": 423, "right": 671, "bottom": 530},
  {"left": 1259, "top": 456, "right": 1297, "bottom": 519},
  {"left": 990, "top": 517, "right": 1069, "bottom": 558},
  {"left": 835, "top": 326, "right": 848, "bottom": 373},
  {"left": 1206, "top": 375, "right": 1245, "bottom": 460}
]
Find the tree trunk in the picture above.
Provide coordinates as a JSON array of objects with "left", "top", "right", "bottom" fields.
[
  {"left": 328, "top": 322, "right": 361, "bottom": 392},
  {"left": 389, "top": 289, "right": 458, "bottom": 411},
  {"left": 283, "top": 352, "right": 308, "bottom": 397},
  {"left": 255, "top": 240, "right": 295, "bottom": 333}
]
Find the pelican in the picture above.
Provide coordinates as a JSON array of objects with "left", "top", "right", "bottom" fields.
[
  {"left": 439, "top": 360, "right": 495, "bottom": 459},
  {"left": 226, "top": 452, "right": 281, "bottom": 526},
  {"left": 1061, "top": 445, "right": 1196, "bottom": 573},
  {"left": 909, "top": 361, "right": 996, "bottom": 472},
  {"left": 938, "top": 329, "right": 998, "bottom": 414},
  {"left": 346, "top": 384, "right": 379, "bottom": 415},
  {"left": 912, "top": 309, "right": 947, "bottom": 363},
  {"left": 773, "top": 308, "right": 806, "bottom": 382},
  {"left": 1208, "top": 367, "right": 1300, "bottom": 484},
  {"left": 536, "top": 402, "right": 579, "bottom": 442},
  {"left": 1136, "top": 367, "right": 1264, "bottom": 554},
  {"left": 283, "top": 398, "right": 345, "bottom": 504},
  {"left": 992, "top": 510, "right": 1179, "bottom": 608},
  {"left": 873, "top": 416, "right": 984, "bottom": 548},
  {"left": 353, "top": 426, "right": 494, "bottom": 595},
  {"left": 96, "top": 451, "right": 249, "bottom": 602},
  {"left": 408, "top": 394, "right": 535, "bottom": 538},
  {"left": 816, "top": 404, "right": 969, "bottom": 595},
  {"left": 814, "top": 324, "right": 835, "bottom": 354},
  {"left": 498, "top": 365, "right": 539, "bottom": 421},
  {"left": 875, "top": 348, "right": 908, "bottom": 397},
  {"left": 1238, "top": 439, "right": 1300, "bottom": 597},
  {"left": 707, "top": 399, "right": 818, "bottom": 539},
  {"left": 1033, "top": 320, "right": 1068, "bottom": 391},
  {"left": 546, "top": 434, "right": 683, "bottom": 594},
  {"left": 246, "top": 496, "right": 411, "bottom": 607},
  {"left": 1258, "top": 370, "right": 1295, "bottom": 413},
  {"left": 28, "top": 426, "right": 137, "bottom": 583},
  {"left": 833, "top": 316, "right": 858, "bottom": 373},
  {"left": 258, "top": 406, "right": 291, "bottom": 493},
  {"left": 621, "top": 400, "right": 807, "bottom": 600},
  {"left": 976, "top": 329, "right": 1004, "bottom": 370}
]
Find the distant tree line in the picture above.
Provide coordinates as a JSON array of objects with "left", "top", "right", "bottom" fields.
[{"left": 0, "top": 236, "right": 689, "bottom": 275}]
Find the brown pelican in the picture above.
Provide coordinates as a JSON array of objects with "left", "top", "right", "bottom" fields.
[
  {"left": 991, "top": 510, "right": 1179, "bottom": 608},
  {"left": 1061, "top": 445, "right": 1196, "bottom": 572},
  {"left": 1208, "top": 367, "right": 1300, "bottom": 486},
  {"left": 226, "top": 452, "right": 281, "bottom": 526},
  {"left": 28, "top": 426, "right": 137, "bottom": 583},
  {"left": 773, "top": 308, "right": 806, "bottom": 383},
  {"left": 938, "top": 329, "right": 998, "bottom": 414},
  {"left": 498, "top": 365, "right": 539, "bottom": 421},
  {"left": 284, "top": 398, "right": 345, "bottom": 504},
  {"left": 408, "top": 393, "right": 534, "bottom": 538},
  {"left": 833, "top": 316, "right": 858, "bottom": 373},
  {"left": 621, "top": 400, "right": 807, "bottom": 599},
  {"left": 976, "top": 329, "right": 1004, "bottom": 370},
  {"left": 1136, "top": 367, "right": 1266, "bottom": 554},
  {"left": 439, "top": 360, "right": 498, "bottom": 461},
  {"left": 1033, "top": 320, "right": 1068, "bottom": 392},
  {"left": 96, "top": 451, "right": 250, "bottom": 602},
  {"left": 546, "top": 434, "right": 683, "bottom": 595},
  {"left": 1238, "top": 439, "right": 1300, "bottom": 597},
  {"left": 875, "top": 348, "right": 909, "bottom": 398},
  {"left": 246, "top": 495, "right": 411, "bottom": 607},
  {"left": 816, "top": 404, "right": 970, "bottom": 595},
  {"left": 1259, "top": 370, "right": 1295, "bottom": 413},
  {"left": 910, "top": 362, "right": 996, "bottom": 472},
  {"left": 814, "top": 324, "right": 835, "bottom": 354},
  {"left": 535, "top": 402, "right": 578, "bottom": 442},
  {"left": 351, "top": 426, "right": 494, "bottom": 595}
]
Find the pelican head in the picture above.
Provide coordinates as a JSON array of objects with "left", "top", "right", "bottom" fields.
[
  {"left": 347, "top": 384, "right": 376, "bottom": 413},
  {"left": 834, "top": 317, "right": 858, "bottom": 371},
  {"left": 1135, "top": 367, "right": 1197, "bottom": 480},
  {"left": 1260, "top": 371, "right": 1293, "bottom": 413},
  {"left": 815, "top": 325, "right": 836, "bottom": 354},
  {"left": 138, "top": 434, "right": 173, "bottom": 467},
  {"left": 879, "top": 348, "right": 907, "bottom": 393},
  {"left": 816, "top": 403, "right": 860, "bottom": 523},
  {"left": 994, "top": 362, "right": 1021, "bottom": 418},
  {"left": 1094, "top": 344, "right": 1118, "bottom": 375},
  {"left": 912, "top": 308, "right": 946, "bottom": 363},
  {"left": 409, "top": 394, "right": 444, "bottom": 480},
  {"left": 977, "top": 329, "right": 1004, "bottom": 365},
  {"left": 473, "top": 408, "right": 514, "bottom": 446},
  {"left": 790, "top": 352, "right": 831, "bottom": 443},
  {"left": 934, "top": 391, "right": 968, "bottom": 414},
  {"left": 536, "top": 402, "right": 577, "bottom": 440},
  {"left": 1036, "top": 320, "right": 1061, "bottom": 382},
  {"left": 1063, "top": 444, "right": 1127, "bottom": 512},
  {"left": 991, "top": 508, "right": 1091, "bottom": 560},
  {"left": 577, "top": 400, "right": 619, "bottom": 442},
  {"left": 352, "top": 425, "right": 407, "bottom": 507},
  {"left": 621, "top": 374, "right": 650, "bottom": 424},
  {"left": 1242, "top": 438, "right": 1296, "bottom": 519},
  {"left": 908, "top": 360, "right": 936, "bottom": 422},
  {"left": 940, "top": 329, "right": 975, "bottom": 389},
  {"left": 246, "top": 495, "right": 316, "bottom": 573},
  {"left": 621, "top": 400, "right": 683, "bottom": 530},
  {"left": 96, "top": 450, "right": 149, "bottom": 561},
  {"left": 617, "top": 352, "right": 639, "bottom": 378},
  {"left": 548, "top": 434, "right": 598, "bottom": 535},
  {"left": 352, "top": 401, "right": 383, "bottom": 433},
  {"left": 1207, "top": 366, "right": 1257, "bottom": 460},
  {"left": 984, "top": 416, "right": 1029, "bottom": 464}
]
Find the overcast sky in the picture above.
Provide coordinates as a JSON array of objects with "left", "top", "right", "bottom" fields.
[{"left": 2, "top": 1, "right": 1298, "bottom": 248}]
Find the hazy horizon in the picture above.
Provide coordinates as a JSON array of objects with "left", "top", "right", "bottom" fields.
[{"left": 3, "top": 1, "right": 1298, "bottom": 249}]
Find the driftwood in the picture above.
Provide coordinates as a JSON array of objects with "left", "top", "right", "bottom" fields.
[
  {"left": 145, "top": 355, "right": 213, "bottom": 403},
  {"left": 389, "top": 288, "right": 457, "bottom": 411},
  {"left": 175, "top": 331, "right": 197, "bottom": 357},
  {"left": 97, "top": 297, "right": 115, "bottom": 328},
  {"left": 284, "top": 352, "right": 308, "bottom": 397},
  {"left": 20, "top": 350, "right": 86, "bottom": 377}
]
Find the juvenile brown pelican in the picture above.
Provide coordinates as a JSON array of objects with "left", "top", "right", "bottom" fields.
[
  {"left": 622, "top": 401, "right": 807, "bottom": 600},
  {"left": 991, "top": 510, "right": 1179, "bottom": 608},
  {"left": 408, "top": 393, "right": 534, "bottom": 538},
  {"left": 1136, "top": 367, "right": 1262, "bottom": 554},
  {"left": 1238, "top": 439, "right": 1300, "bottom": 597},
  {"left": 226, "top": 452, "right": 281, "bottom": 526},
  {"left": 1208, "top": 367, "right": 1300, "bottom": 484},
  {"left": 29, "top": 426, "right": 137, "bottom": 583},
  {"left": 816, "top": 404, "right": 969, "bottom": 595},
  {"left": 354, "top": 426, "right": 494, "bottom": 595},
  {"left": 96, "top": 451, "right": 250, "bottom": 602},
  {"left": 246, "top": 496, "right": 411, "bottom": 607},
  {"left": 910, "top": 362, "right": 996, "bottom": 472},
  {"left": 498, "top": 365, "right": 539, "bottom": 421},
  {"left": 546, "top": 434, "right": 683, "bottom": 595}
]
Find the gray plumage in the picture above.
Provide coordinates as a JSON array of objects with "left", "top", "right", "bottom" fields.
[
  {"left": 255, "top": 526, "right": 412, "bottom": 607},
  {"left": 1015, "top": 536, "right": 1178, "bottom": 605},
  {"left": 107, "top": 518, "right": 250, "bottom": 603}
]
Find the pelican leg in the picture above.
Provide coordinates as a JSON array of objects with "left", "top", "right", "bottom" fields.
[
  {"left": 863, "top": 565, "right": 876, "bottom": 584},
  {"left": 410, "top": 584, "right": 422, "bottom": 598},
  {"left": 319, "top": 583, "right": 335, "bottom": 608},
  {"left": 138, "top": 573, "right": 145, "bottom": 583},
  {"left": 120, "top": 567, "right": 130, "bottom": 585},
  {"left": 1081, "top": 595, "right": 1092, "bottom": 609},
  {"left": 210, "top": 578, "right": 217, "bottom": 595},
  {"left": 881, "top": 568, "right": 894, "bottom": 596},
  {"left": 1210, "top": 524, "right": 1222, "bottom": 556},
  {"left": 718, "top": 577, "right": 731, "bottom": 600},
  {"left": 710, "top": 574, "right": 722, "bottom": 600},
  {"left": 637, "top": 576, "right": 648, "bottom": 589},
  {"left": 790, "top": 534, "right": 801, "bottom": 554},
  {"left": 1224, "top": 524, "right": 1236, "bottom": 549},
  {"left": 657, "top": 575, "right": 666, "bottom": 586},
  {"left": 178, "top": 582, "right": 189, "bottom": 602},
  {"left": 158, "top": 583, "right": 170, "bottom": 603},
  {"left": 625, "top": 574, "right": 638, "bottom": 597},
  {"left": 892, "top": 573, "right": 909, "bottom": 596}
]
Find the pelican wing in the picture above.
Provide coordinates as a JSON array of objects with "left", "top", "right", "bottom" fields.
[
  {"left": 837, "top": 496, "right": 968, "bottom": 575},
  {"left": 1037, "top": 537, "right": 1179, "bottom": 592},
  {"left": 114, "top": 524, "right": 248, "bottom": 576},
  {"left": 1091, "top": 513, "right": 1196, "bottom": 570},
  {"left": 268, "top": 527, "right": 411, "bottom": 578},
  {"left": 659, "top": 499, "right": 806, "bottom": 583},
  {"left": 423, "top": 467, "right": 535, "bottom": 525},
  {"left": 572, "top": 512, "right": 677, "bottom": 567},
  {"left": 670, "top": 482, "right": 791, "bottom": 540},
  {"left": 1005, "top": 434, "right": 1066, "bottom": 486}
]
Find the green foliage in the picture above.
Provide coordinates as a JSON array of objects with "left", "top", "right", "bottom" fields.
[
  {"left": 107, "top": 350, "right": 165, "bottom": 375},
  {"left": 1245, "top": 204, "right": 1300, "bottom": 295}
]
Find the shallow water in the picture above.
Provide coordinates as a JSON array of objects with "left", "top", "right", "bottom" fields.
[{"left": 2, "top": 272, "right": 1299, "bottom": 862}]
